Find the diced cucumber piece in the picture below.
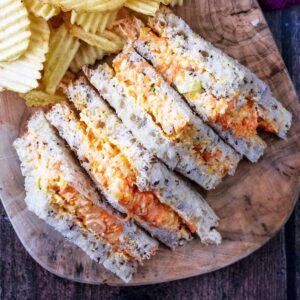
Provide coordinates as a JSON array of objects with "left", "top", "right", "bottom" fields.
[{"left": 176, "top": 79, "right": 203, "bottom": 94}]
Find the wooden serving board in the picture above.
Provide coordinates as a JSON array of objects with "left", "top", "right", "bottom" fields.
[{"left": 1, "top": 0, "right": 300, "bottom": 286}]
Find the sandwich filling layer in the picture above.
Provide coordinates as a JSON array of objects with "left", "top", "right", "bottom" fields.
[
  {"left": 133, "top": 26, "right": 276, "bottom": 138},
  {"left": 59, "top": 78, "right": 222, "bottom": 244},
  {"left": 112, "top": 48, "right": 236, "bottom": 178},
  {"left": 119, "top": 7, "right": 291, "bottom": 142},
  {"left": 48, "top": 178, "right": 124, "bottom": 247},
  {"left": 28, "top": 129, "right": 153, "bottom": 261},
  {"left": 48, "top": 104, "right": 192, "bottom": 242},
  {"left": 14, "top": 112, "right": 159, "bottom": 268}
]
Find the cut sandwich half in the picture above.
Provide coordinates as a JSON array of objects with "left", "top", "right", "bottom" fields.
[
  {"left": 47, "top": 103, "right": 192, "bottom": 248},
  {"left": 49, "top": 77, "right": 221, "bottom": 245},
  {"left": 118, "top": 7, "right": 292, "bottom": 162},
  {"left": 84, "top": 48, "right": 241, "bottom": 190},
  {"left": 13, "top": 111, "right": 158, "bottom": 283}
]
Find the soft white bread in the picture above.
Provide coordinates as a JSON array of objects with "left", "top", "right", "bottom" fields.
[
  {"left": 60, "top": 78, "right": 221, "bottom": 245},
  {"left": 13, "top": 112, "right": 158, "bottom": 282},
  {"left": 84, "top": 54, "right": 241, "bottom": 190},
  {"left": 142, "top": 7, "right": 292, "bottom": 139}
]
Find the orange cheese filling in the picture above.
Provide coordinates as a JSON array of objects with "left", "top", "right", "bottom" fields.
[
  {"left": 48, "top": 180, "right": 124, "bottom": 247},
  {"left": 193, "top": 143, "right": 229, "bottom": 176},
  {"left": 209, "top": 99, "right": 258, "bottom": 138},
  {"left": 113, "top": 54, "right": 190, "bottom": 138},
  {"left": 138, "top": 27, "right": 276, "bottom": 139},
  {"left": 113, "top": 52, "right": 234, "bottom": 177},
  {"left": 79, "top": 120, "right": 193, "bottom": 235}
]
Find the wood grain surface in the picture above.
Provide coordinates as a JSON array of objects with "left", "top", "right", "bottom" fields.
[{"left": 0, "top": 0, "right": 300, "bottom": 289}]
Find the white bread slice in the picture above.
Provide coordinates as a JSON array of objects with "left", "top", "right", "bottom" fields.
[
  {"left": 13, "top": 112, "right": 158, "bottom": 282},
  {"left": 142, "top": 7, "right": 292, "bottom": 139},
  {"left": 61, "top": 77, "right": 221, "bottom": 245},
  {"left": 84, "top": 55, "right": 241, "bottom": 190}
]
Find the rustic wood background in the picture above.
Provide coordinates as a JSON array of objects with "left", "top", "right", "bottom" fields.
[{"left": 0, "top": 4, "right": 299, "bottom": 300}]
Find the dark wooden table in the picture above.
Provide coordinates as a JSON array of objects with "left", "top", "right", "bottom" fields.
[{"left": 1, "top": 5, "right": 299, "bottom": 300}]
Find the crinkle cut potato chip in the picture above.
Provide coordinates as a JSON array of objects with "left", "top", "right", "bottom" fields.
[
  {"left": 70, "top": 9, "right": 119, "bottom": 34},
  {"left": 24, "top": 0, "right": 61, "bottom": 21},
  {"left": 43, "top": 24, "right": 80, "bottom": 95},
  {"left": 69, "top": 25, "right": 123, "bottom": 52},
  {"left": 124, "top": 0, "right": 160, "bottom": 16},
  {"left": 43, "top": 0, "right": 127, "bottom": 12},
  {"left": 20, "top": 89, "right": 66, "bottom": 107},
  {"left": 0, "top": 0, "right": 31, "bottom": 62},
  {"left": 70, "top": 43, "right": 106, "bottom": 73},
  {"left": 160, "top": 0, "right": 184, "bottom": 6},
  {"left": 0, "top": 15, "right": 50, "bottom": 93}
]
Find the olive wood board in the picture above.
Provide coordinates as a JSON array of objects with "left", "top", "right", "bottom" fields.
[{"left": 0, "top": 0, "right": 300, "bottom": 286}]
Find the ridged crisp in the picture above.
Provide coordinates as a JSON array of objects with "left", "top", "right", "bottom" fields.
[
  {"left": 43, "top": 24, "right": 80, "bottom": 94},
  {"left": 20, "top": 89, "right": 66, "bottom": 107},
  {"left": 70, "top": 25, "right": 123, "bottom": 53},
  {"left": 160, "top": 0, "right": 184, "bottom": 6},
  {"left": 43, "top": 0, "right": 126, "bottom": 12},
  {"left": 0, "top": 0, "right": 31, "bottom": 62},
  {"left": 70, "top": 43, "right": 106, "bottom": 73},
  {"left": 124, "top": 0, "right": 160, "bottom": 16},
  {"left": 25, "top": 0, "right": 60, "bottom": 21},
  {"left": 71, "top": 9, "right": 118, "bottom": 34},
  {"left": 0, "top": 15, "right": 50, "bottom": 93}
]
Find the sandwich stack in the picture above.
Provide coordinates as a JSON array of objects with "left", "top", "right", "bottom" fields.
[{"left": 13, "top": 6, "right": 292, "bottom": 283}]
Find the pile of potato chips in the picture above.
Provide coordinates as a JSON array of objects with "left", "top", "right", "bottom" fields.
[{"left": 0, "top": 0, "right": 183, "bottom": 107}]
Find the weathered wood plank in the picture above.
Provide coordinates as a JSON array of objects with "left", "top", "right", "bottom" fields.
[
  {"left": 266, "top": 5, "right": 300, "bottom": 300},
  {"left": 278, "top": 5, "right": 300, "bottom": 300}
]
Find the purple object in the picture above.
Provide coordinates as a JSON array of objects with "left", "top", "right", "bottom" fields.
[{"left": 259, "top": 0, "right": 300, "bottom": 9}]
